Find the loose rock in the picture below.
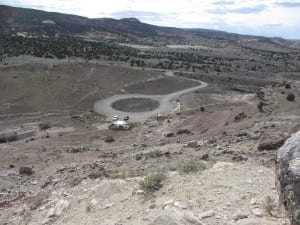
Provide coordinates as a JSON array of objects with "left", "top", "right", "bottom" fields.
[
  {"left": 183, "top": 211, "right": 203, "bottom": 225},
  {"left": 19, "top": 166, "right": 34, "bottom": 175}
]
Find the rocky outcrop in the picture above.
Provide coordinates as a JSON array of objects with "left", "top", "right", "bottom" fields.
[
  {"left": 258, "top": 132, "right": 288, "bottom": 151},
  {"left": 277, "top": 131, "right": 300, "bottom": 225}
]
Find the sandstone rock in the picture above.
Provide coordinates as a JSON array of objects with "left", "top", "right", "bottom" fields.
[
  {"left": 183, "top": 211, "right": 203, "bottom": 225},
  {"left": 200, "top": 210, "right": 215, "bottom": 218},
  {"left": 251, "top": 208, "right": 264, "bottom": 217},
  {"left": 235, "top": 218, "right": 262, "bottom": 225},
  {"left": 212, "top": 162, "right": 233, "bottom": 170},
  {"left": 97, "top": 179, "right": 126, "bottom": 199},
  {"left": 257, "top": 132, "right": 288, "bottom": 151},
  {"left": 47, "top": 199, "right": 70, "bottom": 218},
  {"left": 173, "top": 201, "right": 187, "bottom": 209},
  {"left": 103, "top": 203, "right": 114, "bottom": 209},
  {"left": 149, "top": 214, "right": 181, "bottom": 225},
  {"left": 163, "top": 200, "right": 174, "bottom": 209},
  {"left": 277, "top": 131, "right": 300, "bottom": 225},
  {"left": 232, "top": 211, "right": 248, "bottom": 221},
  {"left": 19, "top": 166, "right": 34, "bottom": 175},
  {"left": 250, "top": 198, "right": 257, "bottom": 205},
  {"left": 248, "top": 131, "right": 262, "bottom": 140}
]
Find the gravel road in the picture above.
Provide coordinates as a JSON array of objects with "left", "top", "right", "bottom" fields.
[{"left": 94, "top": 71, "right": 207, "bottom": 122}]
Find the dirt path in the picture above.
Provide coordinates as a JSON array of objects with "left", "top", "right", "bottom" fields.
[{"left": 93, "top": 71, "right": 207, "bottom": 122}]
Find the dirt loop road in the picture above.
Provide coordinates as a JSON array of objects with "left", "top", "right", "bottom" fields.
[{"left": 94, "top": 71, "right": 208, "bottom": 122}]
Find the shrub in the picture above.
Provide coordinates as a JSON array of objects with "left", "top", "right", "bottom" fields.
[
  {"left": 39, "top": 122, "right": 51, "bottom": 130},
  {"left": 287, "top": 93, "right": 295, "bottom": 101},
  {"left": 177, "top": 160, "right": 207, "bottom": 173},
  {"left": 140, "top": 172, "right": 167, "bottom": 193},
  {"left": 135, "top": 153, "right": 143, "bottom": 160},
  {"left": 146, "top": 150, "right": 163, "bottom": 158},
  {"left": 104, "top": 136, "right": 115, "bottom": 142},
  {"left": 285, "top": 83, "right": 291, "bottom": 89},
  {"left": 263, "top": 196, "right": 276, "bottom": 216}
]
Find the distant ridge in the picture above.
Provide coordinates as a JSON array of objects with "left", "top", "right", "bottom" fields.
[
  {"left": 0, "top": 4, "right": 251, "bottom": 38},
  {"left": 0, "top": 4, "right": 296, "bottom": 48}
]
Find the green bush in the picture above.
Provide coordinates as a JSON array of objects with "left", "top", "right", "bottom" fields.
[
  {"left": 135, "top": 153, "right": 143, "bottom": 160},
  {"left": 140, "top": 172, "right": 167, "bottom": 193},
  {"left": 263, "top": 196, "right": 276, "bottom": 216},
  {"left": 177, "top": 160, "right": 207, "bottom": 173},
  {"left": 135, "top": 150, "right": 163, "bottom": 160},
  {"left": 287, "top": 93, "right": 295, "bottom": 101},
  {"left": 147, "top": 150, "right": 163, "bottom": 158}
]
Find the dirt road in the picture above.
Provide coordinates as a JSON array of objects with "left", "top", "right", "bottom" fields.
[{"left": 93, "top": 71, "right": 207, "bottom": 122}]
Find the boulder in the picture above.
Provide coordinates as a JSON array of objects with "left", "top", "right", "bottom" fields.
[
  {"left": 47, "top": 199, "right": 70, "bottom": 217},
  {"left": 0, "top": 132, "right": 18, "bottom": 143},
  {"left": 183, "top": 211, "right": 203, "bottom": 224},
  {"left": 104, "top": 136, "right": 115, "bottom": 143},
  {"left": 19, "top": 166, "right": 34, "bottom": 175},
  {"left": 277, "top": 131, "right": 300, "bottom": 225},
  {"left": 149, "top": 214, "right": 181, "bottom": 225},
  {"left": 258, "top": 132, "right": 288, "bottom": 151},
  {"left": 97, "top": 179, "right": 126, "bottom": 199}
]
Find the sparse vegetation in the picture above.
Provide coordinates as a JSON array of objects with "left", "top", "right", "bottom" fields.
[
  {"left": 135, "top": 153, "right": 143, "bottom": 160},
  {"left": 39, "top": 122, "right": 51, "bottom": 130},
  {"left": 263, "top": 196, "right": 276, "bottom": 216},
  {"left": 287, "top": 93, "right": 295, "bottom": 101},
  {"left": 140, "top": 172, "right": 167, "bottom": 193},
  {"left": 135, "top": 150, "right": 163, "bottom": 161},
  {"left": 146, "top": 150, "right": 163, "bottom": 158},
  {"left": 0, "top": 34, "right": 138, "bottom": 61},
  {"left": 177, "top": 160, "right": 207, "bottom": 173}
]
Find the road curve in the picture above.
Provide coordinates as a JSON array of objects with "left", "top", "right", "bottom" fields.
[{"left": 94, "top": 71, "right": 208, "bottom": 122}]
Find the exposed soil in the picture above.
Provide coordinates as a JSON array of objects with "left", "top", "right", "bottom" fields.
[
  {"left": 111, "top": 98, "right": 160, "bottom": 112},
  {"left": 0, "top": 58, "right": 299, "bottom": 225},
  {"left": 124, "top": 76, "right": 200, "bottom": 95},
  {"left": 0, "top": 61, "right": 161, "bottom": 115}
]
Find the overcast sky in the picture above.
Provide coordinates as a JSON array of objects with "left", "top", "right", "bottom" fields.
[{"left": 2, "top": 0, "right": 300, "bottom": 39}]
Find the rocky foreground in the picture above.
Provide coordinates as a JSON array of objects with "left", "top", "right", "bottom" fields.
[{"left": 1, "top": 159, "right": 292, "bottom": 225}]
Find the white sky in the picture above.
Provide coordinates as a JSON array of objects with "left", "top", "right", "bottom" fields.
[{"left": 2, "top": 0, "right": 300, "bottom": 39}]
